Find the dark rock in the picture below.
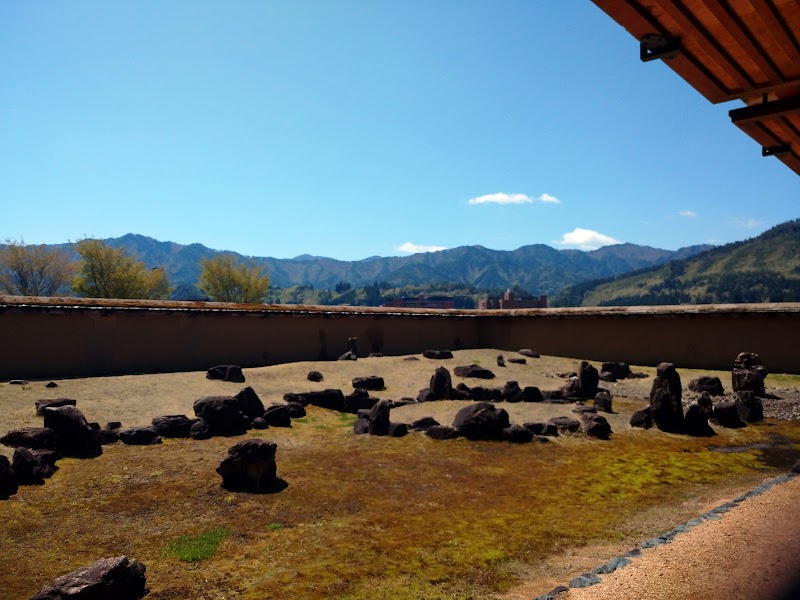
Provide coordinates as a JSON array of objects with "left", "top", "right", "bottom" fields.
[
  {"left": 193, "top": 396, "right": 250, "bottom": 436},
  {"left": 35, "top": 398, "right": 77, "bottom": 417},
  {"left": 685, "top": 394, "right": 715, "bottom": 437},
  {"left": 344, "top": 389, "right": 379, "bottom": 413},
  {"left": 217, "top": 439, "right": 279, "bottom": 493},
  {"left": 454, "top": 364, "right": 495, "bottom": 379},
  {"left": 630, "top": 407, "right": 652, "bottom": 429},
  {"left": 43, "top": 406, "right": 102, "bottom": 458},
  {"left": 688, "top": 376, "right": 725, "bottom": 396},
  {"left": 736, "top": 390, "right": 764, "bottom": 422},
  {"left": 88, "top": 422, "right": 101, "bottom": 431},
  {"left": 189, "top": 419, "right": 212, "bottom": 440},
  {"left": 570, "top": 573, "right": 602, "bottom": 588},
  {"left": 338, "top": 337, "right": 359, "bottom": 360},
  {"left": 30, "top": 556, "right": 148, "bottom": 600},
  {"left": 425, "top": 425, "right": 461, "bottom": 440},
  {"left": 449, "top": 388, "right": 470, "bottom": 401},
  {"left": 423, "top": 350, "right": 453, "bottom": 360},
  {"left": 389, "top": 422, "right": 408, "bottom": 437},
  {"left": 235, "top": 386, "right": 265, "bottom": 419},
  {"left": 508, "top": 357, "right": 526, "bottom": 365},
  {"left": 403, "top": 356, "right": 420, "bottom": 361},
  {"left": 649, "top": 362, "right": 685, "bottom": 433},
  {"left": 0, "top": 455, "right": 18, "bottom": 499},
  {"left": 389, "top": 398, "right": 415, "bottom": 408},
  {"left": 251, "top": 417, "right": 269, "bottom": 430},
  {"left": 518, "top": 349, "right": 540, "bottom": 358},
  {"left": 469, "top": 385, "right": 501, "bottom": 401},
  {"left": 45, "top": 382, "right": 58, "bottom": 388},
  {"left": 732, "top": 352, "right": 767, "bottom": 396},
  {"left": 791, "top": 460, "right": 800, "bottom": 475},
  {"left": 712, "top": 397, "right": 750, "bottom": 428},
  {"left": 416, "top": 388, "right": 438, "bottom": 403},
  {"left": 452, "top": 402, "right": 510, "bottom": 440},
  {"left": 429, "top": 366, "right": 453, "bottom": 399},
  {"left": 285, "top": 402, "right": 306, "bottom": 419},
  {"left": 502, "top": 381, "right": 523, "bottom": 403},
  {"left": 601, "top": 361, "right": 631, "bottom": 380},
  {"left": 0, "top": 427, "right": 58, "bottom": 451},
  {"left": 599, "top": 371, "right": 617, "bottom": 382},
  {"left": 536, "top": 585, "right": 569, "bottom": 600},
  {"left": 283, "top": 392, "right": 308, "bottom": 405},
  {"left": 206, "top": 365, "right": 245, "bottom": 383},
  {"left": 106, "top": 422, "right": 122, "bottom": 430},
  {"left": 524, "top": 422, "right": 559, "bottom": 437},
  {"left": 12, "top": 448, "right": 59, "bottom": 484},
  {"left": 560, "top": 378, "right": 582, "bottom": 400},
  {"left": 352, "top": 375, "right": 385, "bottom": 391},
  {"left": 307, "top": 371, "right": 323, "bottom": 382},
  {"left": 548, "top": 416, "right": 581, "bottom": 433},
  {"left": 582, "top": 413, "right": 612, "bottom": 439},
  {"left": 151, "top": 415, "right": 193, "bottom": 438},
  {"left": 353, "top": 419, "right": 369, "bottom": 435},
  {"left": 572, "top": 405, "right": 597, "bottom": 414},
  {"left": 264, "top": 405, "right": 292, "bottom": 427},
  {"left": 594, "top": 391, "right": 613, "bottom": 413},
  {"left": 119, "top": 427, "right": 162, "bottom": 445},
  {"left": 98, "top": 429, "right": 119, "bottom": 445},
  {"left": 455, "top": 382, "right": 470, "bottom": 392},
  {"left": 367, "top": 400, "right": 391, "bottom": 436},
  {"left": 303, "top": 389, "right": 346, "bottom": 411},
  {"left": 410, "top": 416, "right": 440, "bottom": 431},
  {"left": 368, "top": 352, "right": 384, "bottom": 358},
  {"left": 578, "top": 361, "right": 600, "bottom": 398},
  {"left": 502, "top": 424, "right": 533, "bottom": 444},
  {"left": 496, "top": 355, "right": 506, "bottom": 367},
  {"left": 522, "top": 386, "right": 544, "bottom": 402},
  {"left": 9, "top": 380, "right": 28, "bottom": 385}
]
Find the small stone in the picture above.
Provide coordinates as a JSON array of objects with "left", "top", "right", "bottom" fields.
[{"left": 569, "top": 573, "right": 602, "bottom": 588}]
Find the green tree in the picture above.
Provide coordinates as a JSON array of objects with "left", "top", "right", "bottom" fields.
[
  {"left": 0, "top": 238, "right": 76, "bottom": 296},
  {"left": 197, "top": 254, "right": 270, "bottom": 303},
  {"left": 71, "top": 239, "right": 172, "bottom": 299}
]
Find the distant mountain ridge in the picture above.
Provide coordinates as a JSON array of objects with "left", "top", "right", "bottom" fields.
[
  {"left": 44, "top": 234, "right": 714, "bottom": 296},
  {"left": 552, "top": 219, "right": 800, "bottom": 306}
]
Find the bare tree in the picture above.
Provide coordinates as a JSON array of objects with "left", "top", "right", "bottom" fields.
[{"left": 0, "top": 239, "right": 76, "bottom": 296}]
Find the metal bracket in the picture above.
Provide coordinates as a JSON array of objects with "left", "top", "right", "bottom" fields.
[
  {"left": 640, "top": 34, "right": 681, "bottom": 62},
  {"left": 762, "top": 145, "right": 791, "bottom": 157}
]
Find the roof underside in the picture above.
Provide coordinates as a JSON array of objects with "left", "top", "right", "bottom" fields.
[{"left": 593, "top": 0, "right": 800, "bottom": 176}]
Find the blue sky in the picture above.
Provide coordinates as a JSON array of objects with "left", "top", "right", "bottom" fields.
[{"left": 1, "top": 1, "right": 797, "bottom": 261}]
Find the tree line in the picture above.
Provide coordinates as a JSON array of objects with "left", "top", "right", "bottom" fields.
[{"left": 0, "top": 238, "right": 269, "bottom": 303}]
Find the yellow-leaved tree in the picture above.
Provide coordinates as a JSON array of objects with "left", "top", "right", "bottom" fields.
[
  {"left": 197, "top": 254, "right": 269, "bottom": 303},
  {"left": 0, "top": 238, "right": 76, "bottom": 296},
  {"left": 71, "top": 239, "right": 172, "bottom": 299}
]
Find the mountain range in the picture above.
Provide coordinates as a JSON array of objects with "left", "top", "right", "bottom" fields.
[{"left": 46, "top": 234, "right": 713, "bottom": 296}]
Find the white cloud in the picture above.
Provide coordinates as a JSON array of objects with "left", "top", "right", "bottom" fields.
[
  {"left": 678, "top": 210, "right": 698, "bottom": 218},
  {"left": 554, "top": 228, "right": 622, "bottom": 251},
  {"left": 395, "top": 242, "right": 447, "bottom": 254},
  {"left": 731, "top": 217, "right": 765, "bottom": 229},
  {"left": 467, "top": 192, "right": 560, "bottom": 205}
]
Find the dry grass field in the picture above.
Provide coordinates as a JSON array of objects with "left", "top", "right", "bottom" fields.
[{"left": 2, "top": 349, "right": 800, "bottom": 599}]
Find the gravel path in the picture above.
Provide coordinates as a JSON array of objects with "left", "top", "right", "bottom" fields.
[{"left": 564, "top": 475, "right": 800, "bottom": 600}]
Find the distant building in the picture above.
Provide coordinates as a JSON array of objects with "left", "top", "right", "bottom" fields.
[
  {"left": 479, "top": 289, "right": 547, "bottom": 310},
  {"left": 384, "top": 294, "right": 456, "bottom": 309}
]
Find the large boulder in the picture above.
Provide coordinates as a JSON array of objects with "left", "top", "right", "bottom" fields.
[
  {"left": 0, "top": 455, "right": 18, "bottom": 499},
  {"left": 192, "top": 396, "right": 250, "bottom": 436},
  {"left": 151, "top": 415, "right": 193, "bottom": 438},
  {"left": 502, "top": 381, "right": 523, "bottom": 403},
  {"left": 388, "top": 423, "right": 408, "bottom": 438},
  {"left": 206, "top": 365, "right": 245, "bottom": 383},
  {"left": 735, "top": 391, "right": 763, "bottom": 422},
  {"left": 578, "top": 361, "right": 599, "bottom": 398},
  {"left": 581, "top": 413, "right": 612, "bottom": 439},
  {"left": 469, "top": 386, "right": 502, "bottom": 401},
  {"left": 263, "top": 405, "right": 292, "bottom": 428},
  {"left": 731, "top": 352, "right": 767, "bottom": 396},
  {"left": 684, "top": 393, "right": 715, "bottom": 437},
  {"left": 630, "top": 407, "right": 653, "bottom": 429},
  {"left": 423, "top": 350, "right": 453, "bottom": 360},
  {"left": 1, "top": 427, "right": 58, "bottom": 451},
  {"left": 352, "top": 376, "right": 385, "bottom": 391},
  {"left": 649, "top": 362, "right": 685, "bottom": 434},
  {"left": 285, "top": 402, "right": 306, "bottom": 419},
  {"left": 600, "top": 361, "right": 631, "bottom": 381},
  {"left": 43, "top": 406, "right": 102, "bottom": 458},
  {"left": 454, "top": 364, "right": 496, "bottom": 379},
  {"left": 34, "top": 398, "right": 77, "bottom": 417},
  {"left": 712, "top": 397, "right": 750, "bottom": 428},
  {"left": 235, "top": 387, "right": 265, "bottom": 420},
  {"left": 189, "top": 419, "right": 212, "bottom": 440},
  {"left": 367, "top": 400, "right": 391, "bottom": 436},
  {"left": 119, "top": 427, "right": 162, "bottom": 446},
  {"left": 429, "top": 367, "right": 452, "bottom": 399},
  {"left": 522, "top": 386, "right": 544, "bottom": 402},
  {"left": 30, "top": 556, "right": 148, "bottom": 600},
  {"left": 217, "top": 439, "right": 278, "bottom": 493},
  {"left": 12, "top": 448, "right": 59, "bottom": 485},
  {"left": 303, "top": 389, "right": 346, "bottom": 411},
  {"left": 593, "top": 391, "right": 613, "bottom": 413},
  {"left": 688, "top": 376, "right": 725, "bottom": 396},
  {"left": 452, "top": 402, "right": 509, "bottom": 440},
  {"left": 502, "top": 425, "right": 533, "bottom": 444}
]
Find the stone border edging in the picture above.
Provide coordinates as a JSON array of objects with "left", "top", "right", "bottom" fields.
[{"left": 533, "top": 470, "right": 799, "bottom": 600}]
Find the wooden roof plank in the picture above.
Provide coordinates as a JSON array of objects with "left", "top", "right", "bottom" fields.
[
  {"left": 698, "top": 0, "right": 783, "bottom": 84},
  {"left": 746, "top": 0, "right": 800, "bottom": 74}
]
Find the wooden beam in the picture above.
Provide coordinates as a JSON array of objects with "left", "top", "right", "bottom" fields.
[
  {"left": 698, "top": 0, "right": 783, "bottom": 85},
  {"left": 747, "top": 0, "right": 800, "bottom": 68},
  {"left": 729, "top": 95, "right": 800, "bottom": 125}
]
